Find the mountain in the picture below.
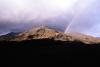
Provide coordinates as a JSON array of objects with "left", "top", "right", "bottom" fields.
[
  {"left": 0, "top": 26, "right": 100, "bottom": 64},
  {"left": 0, "top": 32, "right": 19, "bottom": 41},
  {"left": 0, "top": 26, "right": 100, "bottom": 44},
  {"left": 11, "top": 26, "right": 70, "bottom": 41}
]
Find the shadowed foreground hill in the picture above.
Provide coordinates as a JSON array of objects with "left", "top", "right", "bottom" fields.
[
  {"left": 0, "top": 39, "right": 100, "bottom": 48},
  {"left": 0, "top": 26, "right": 100, "bottom": 64},
  {"left": 0, "top": 39, "right": 100, "bottom": 64}
]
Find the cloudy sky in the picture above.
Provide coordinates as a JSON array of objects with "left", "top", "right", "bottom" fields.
[{"left": 0, "top": 0, "right": 100, "bottom": 37}]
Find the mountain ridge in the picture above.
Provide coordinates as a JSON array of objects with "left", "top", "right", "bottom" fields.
[{"left": 0, "top": 26, "right": 100, "bottom": 44}]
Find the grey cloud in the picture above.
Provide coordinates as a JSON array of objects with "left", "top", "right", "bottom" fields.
[
  {"left": 0, "top": 0, "right": 100, "bottom": 37},
  {"left": 65, "top": 0, "right": 100, "bottom": 37}
]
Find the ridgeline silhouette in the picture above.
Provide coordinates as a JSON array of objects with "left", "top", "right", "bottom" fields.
[{"left": 0, "top": 26, "right": 100, "bottom": 64}]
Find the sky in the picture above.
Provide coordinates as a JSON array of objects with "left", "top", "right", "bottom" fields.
[{"left": 0, "top": 0, "right": 100, "bottom": 37}]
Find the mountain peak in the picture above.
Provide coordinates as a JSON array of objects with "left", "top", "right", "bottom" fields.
[
  {"left": 13, "top": 26, "right": 61, "bottom": 41},
  {"left": 0, "top": 26, "right": 100, "bottom": 44}
]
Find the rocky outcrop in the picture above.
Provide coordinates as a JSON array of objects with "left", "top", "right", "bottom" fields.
[{"left": 0, "top": 26, "right": 100, "bottom": 44}]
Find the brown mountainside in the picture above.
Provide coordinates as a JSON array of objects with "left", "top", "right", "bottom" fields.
[
  {"left": 10, "top": 26, "right": 100, "bottom": 44},
  {"left": 0, "top": 26, "right": 100, "bottom": 44}
]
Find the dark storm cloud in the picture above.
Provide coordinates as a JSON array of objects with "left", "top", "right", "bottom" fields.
[
  {"left": 0, "top": 21, "right": 18, "bottom": 34},
  {"left": 0, "top": 0, "right": 100, "bottom": 37},
  {"left": 0, "top": 0, "right": 76, "bottom": 35}
]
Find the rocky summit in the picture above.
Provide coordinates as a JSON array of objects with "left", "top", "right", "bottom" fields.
[{"left": 0, "top": 26, "right": 100, "bottom": 44}]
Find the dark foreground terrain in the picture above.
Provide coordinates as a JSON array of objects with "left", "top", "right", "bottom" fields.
[{"left": 0, "top": 39, "right": 100, "bottom": 64}]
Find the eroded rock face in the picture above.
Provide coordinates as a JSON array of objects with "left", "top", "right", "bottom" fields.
[
  {"left": 0, "top": 26, "right": 100, "bottom": 44},
  {"left": 13, "top": 26, "right": 60, "bottom": 41}
]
